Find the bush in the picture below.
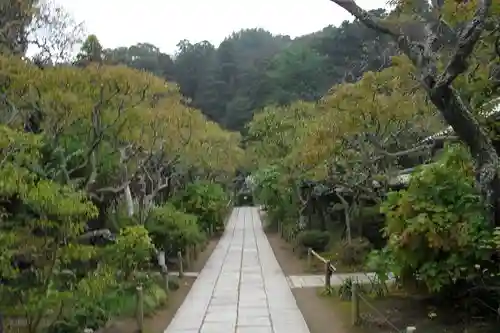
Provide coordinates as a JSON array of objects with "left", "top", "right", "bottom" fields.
[
  {"left": 46, "top": 305, "right": 108, "bottom": 333},
  {"left": 46, "top": 280, "right": 168, "bottom": 333},
  {"left": 375, "top": 145, "right": 495, "bottom": 293},
  {"left": 102, "top": 225, "right": 154, "bottom": 280},
  {"left": 297, "top": 230, "right": 330, "bottom": 252},
  {"left": 338, "top": 237, "right": 372, "bottom": 266},
  {"left": 251, "top": 166, "right": 298, "bottom": 229},
  {"left": 146, "top": 203, "right": 205, "bottom": 257},
  {"left": 175, "top": 181, "right": 229, "bottom": 232}
]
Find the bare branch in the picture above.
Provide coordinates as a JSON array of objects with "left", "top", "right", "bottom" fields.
[
  {"left": 436, "top": 0, "right": 493, "bottom": 88},
  {"left": 329, "top": 1, "right": 397, "bottom": 37}
]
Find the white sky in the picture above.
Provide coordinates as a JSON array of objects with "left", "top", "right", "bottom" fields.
[{"left": 53, "top": 0, "right": 388, "bottom": 55}]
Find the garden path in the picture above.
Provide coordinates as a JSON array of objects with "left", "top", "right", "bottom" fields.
[{"left": 164, "top": 206, "right": 310, "bottom": 333}]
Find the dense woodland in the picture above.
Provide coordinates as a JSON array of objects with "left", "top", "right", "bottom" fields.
[
  {"left": 245, "top": 0, "right": 500, "bottom": 331},
  {"left": 1, "top": 0, "right": 500, "bottom": 332},
  {"left": 1, "top": 1, "right": 242, "bottom": 332},
  {"left": 79, "top": 8, "right": 392, "bottom": 131}
]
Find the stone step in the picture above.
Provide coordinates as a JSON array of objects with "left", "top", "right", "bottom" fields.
[{"left": 287, "top": 273, "right": 395, "bottom": 288}]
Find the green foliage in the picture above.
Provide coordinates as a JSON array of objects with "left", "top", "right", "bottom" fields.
[
  {"left": 104, "top": 43, "right": 175, "bottom": 80},
  {"left": 99, "top": 283, "right": 166, "bottom": 318},
  {"left": 46, "top": 277, "right": 168, "bottom": 333},
  {"left": 338, "top": 237, "right": 372, "bottom": 266},
  {"left": 102, "top": 225, "right": 154, "bottom": 279},
  {"left": 145, "top": 203, "right": 204, "bottom": 256},
  {"left": 297, "top": 230, "right": 330, "bottom": 252},
  {"left": 251, "top": 166, "right": 298, "bottom": 227},
  {"left": 175, "top": 181, "right": 229, "bottom": 233},
  {"left": 75, "top": 34, "right": 103, "bottom": 65},
  {"left": 374, "top": 145, "right": 495, "bottom": 292},
  {"left": 106, "top": 23, "right": 394, "bottom": 131},
  {"left": 264, "top": 45, "right": 328, "bottom": 104},
  {"left": 0, "top": 125, "right": 105, "bottom": 332},
  {"left": 0, "top": 47, "right": 240, "bottom": 332}
]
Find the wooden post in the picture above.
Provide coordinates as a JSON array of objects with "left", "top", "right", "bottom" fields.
[
  {"left": 351, "top": 282, "right": 360, "bottom": 326},
  {"left": 406, "top": 327, "right": 416, "bottom": 332},
  {"left": 136, "top": 285, "right": 144, "bottom": 332},
  {"left": 193, "top": 244, "right": 198, "bottom": 260},
  {"left": 164, "top": 270, "right": 170, "bottom": 292},
  {"left": 324, "top": 260, "right": 332, "bottom": 289},
  {"left": 185, "top": 246, "right": 191, "bottom": 269},
  {"left": 177, "top": 251, "right": 184, "bottom": 278},
  {"left": 307, "top": 248, "right": 312, "bottom": 271}
]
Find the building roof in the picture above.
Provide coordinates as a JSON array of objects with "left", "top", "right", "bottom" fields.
[
  {"left": 392, "top": 97, "right": 500, "bottom": 185},
  {"left": 420, "top": 97, "right": 500, "bottom": 144}
]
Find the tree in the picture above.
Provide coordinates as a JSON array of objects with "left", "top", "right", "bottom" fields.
[
  {"left": 371, "top": 145, "right": 494, "bottom": 293},
  {"left": 28, "top": 0, "right": 85, "bottom": 64},
  {"left": 0, "top": 124, "right": 99, "bottom": 333},
  {"left": 172, "top": 29, "right": 292, "bottom": 131},
  {"left": 326, "top": 0, "right": 500, "bottom": 222},
  {"left": 104, "top": 43, "right": 175, "bottom": 80},
  {"left": 75, "top": 34, "right": 103, "bottom": 65},
  {"left": 263, "top": 45, "right": 329, "bottom": 104},
  {"left": 0, "top": 0, "right": 37, "bottom": 55},
  {"left": 245, "top": 101, "right": 317, "bottom": 169},
  {"left": 0, "top": 48, "right": 241, "bottom": 331},
  {"left": 308, "top": 9, "right": 396, "bottom": 82},
  {"left": 174, "top": 40, "right": 216, "bottom": 100}
]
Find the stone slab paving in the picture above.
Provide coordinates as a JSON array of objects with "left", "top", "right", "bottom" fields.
[
  {"left": 286, "top": 273, "right": 378, "bottom": 288},
  {"left": 168, "top": 272, "right": 199, "bottom": 278},
  {"left": 164, "top": 207, "right": 310, "bottom": 333}
]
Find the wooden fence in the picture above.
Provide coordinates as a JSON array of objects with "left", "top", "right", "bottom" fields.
[
  {"left": 277, "top": 221, "right": 299, "bottom": 250},
  {"left": 307, "top": 248, "right": 417, "bottom": 332},
  {"left": 132, "top": 202, "right": 233, "bottom": 332},
  {"left": 122, "top": 247, "right": 194, "bottom": 333}
]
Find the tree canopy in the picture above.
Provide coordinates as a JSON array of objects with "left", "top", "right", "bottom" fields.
[
  {"left": 246, "top": 0, "right": 500, "bottom": 311},
  {"left": 101, "top": 15, "right": 396, "bottom": 132},
  {"left": 2, "top": 0, "right": 500, "bottom": 331}
]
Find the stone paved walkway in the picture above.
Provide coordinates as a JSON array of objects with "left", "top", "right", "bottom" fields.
[
  {"left": 287, "top": 273, "right": 380, "bottom": 288},
  {"left": 165, "top": 207, "right": 310, "bottom": 333}
]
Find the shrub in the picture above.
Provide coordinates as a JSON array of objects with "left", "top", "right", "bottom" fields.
[
  {"left": 251, "top": 166, "right": 298, "bottom": 229},
  {"left": 146, "top": 203, "right": 205, "bottom": 257},
  {"left": 46, "top": 279, "right": 168, "bottom": 333},
  {"left": 46, "top": 267, "right": 118, "bottom": 333},
  {"left": 297, "top": 230, "right": 330, "bottom": 252},
  {"left": 175, "top": 181, "right": 229, "bottom": 232},
  {"left": 374, "top": 145, "right": 495, "bottom": 293},
  {"left": 338, "top": 237, "right": 372, "bottom": 266},
  {"left": 47, "top": 305, "right": 108, "bottom": 333},
  {"left": 102, "top": 225, "right": 154, "bottom": 280}
]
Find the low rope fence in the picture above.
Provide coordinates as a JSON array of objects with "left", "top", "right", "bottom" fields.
[{"left": 307, "top": 247, "right": 417, "bottom": 333}]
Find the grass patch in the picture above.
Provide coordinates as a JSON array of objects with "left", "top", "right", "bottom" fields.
[
  {"left": 101, "top": 282, "right": 167, "bottom": 318},
  {"left": 104, "top": 274, "right": 182, "bottom": 318},
  {"left": 3, "top": 275, "right": 179, "bottom": 333}
]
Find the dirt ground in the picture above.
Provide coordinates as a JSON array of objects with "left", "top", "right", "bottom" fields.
[
  {"left": 266, "top": 231, "right": 356, "bottom": 333},
  {"left": 102, "top": 238, "right": 219, "bottom": 333}
]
